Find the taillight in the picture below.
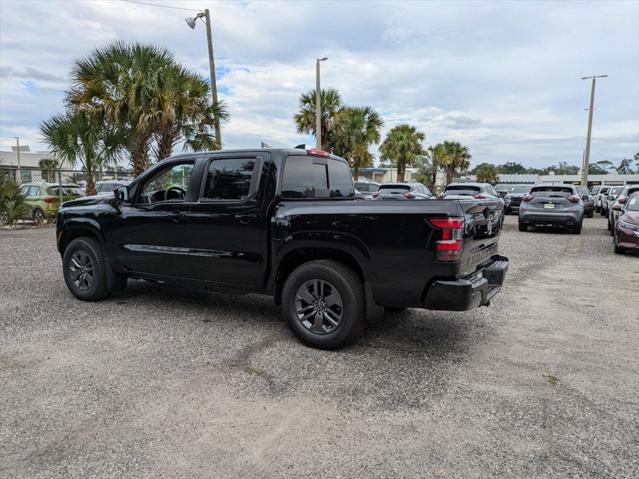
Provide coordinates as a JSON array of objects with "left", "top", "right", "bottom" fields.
[
  {"left": 308, "top": 148, "right": 330, "bottom": 157},
  {"left": 474, "top": 193, "right": 487, "bottom": 199},
  {"left": 44, "top": 196, "right": 59, "bottom": 204},
  {"left": 567, "top": 195, "right": 580, "bottom": 203},
  {"left": 430, "top": 218, "right": 464, "bottom": 262},
  {"left": 404, "top": 192, "right": 416, "bottom": 199},
  {"left": 523, "top": 194, "right": 533, "bottom": 202}
]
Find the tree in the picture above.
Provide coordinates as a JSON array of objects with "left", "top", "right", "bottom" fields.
[
  {"left": 475, "top": 163, "right": 499, "bottom": 183},
  {"left": 425, "top": 143, "right": 446, "bottom": 191},
  {"left": 617, "top": 158, "right": 636, "bottom": 174},
  {"left": 588, "top": 160, "right": 613, "bottom": 175},
  {"left": 40, "top": 111, "right": 123, "bottom": 195},
  {"left": 497, "top": 161, "right": 527, "bottom": 174},
  {"left": 0, "top": 172, "right": 30, "bottom": 226},
  {"left": 38, "top": 158, "right": 60, "bottom": 182},
  {"left": 379, "top": 124, "right": 425, "bottom": 182},
  {"left": 332, "top": 106, "right": 383, "bottom": 178},
  {"left": 439, "top": 141, "right": 472, "bottom": 184},
  {"left": 294, "top": 88, "right": 343, "bottom": 151}
]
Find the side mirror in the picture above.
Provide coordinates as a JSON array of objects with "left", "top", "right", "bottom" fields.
[
  {"left": 618, "top": 196, "right": 627, "bottom": 204},
  {"left": 114, "top": 185, "right": 129, "bottom": 203}
]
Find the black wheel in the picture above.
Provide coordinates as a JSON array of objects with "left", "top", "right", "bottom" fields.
[
  {"left": 282, "top": 260, "right": 365, "bottom": 349},
  {"left": 607, "top": 218, "right": 611, "bottom": 230},
  {"left": 518, "top": 222, "right": 527, "bottom": 232},
  {"left": 0, "top": 210, "right": 8, "bottom": 226},
  {"left": 572, "top": 221, "right": 582, "bottom": 234},
  {"left": 600, "top": 208, "right": 607, "bottom": 217},
  {"left": 587, "top": 209, "right": 594, "bottom": 218},
  {"left": 614, "top": 232, "right": 625, "bottom": 254},
  {"left": 32, "top": 208, "right": 44, "bottom": 225},
  {"left": 62, "top": 236, "right": 128, "bottom": 300}
]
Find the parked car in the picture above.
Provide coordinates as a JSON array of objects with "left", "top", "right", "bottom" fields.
[
  {"left": 613, "top": 192, "right": 639, "bottom": 254},
  {"left": 608, "top": 185, "right": 639, "bottom": 234},
  {"left": 56, "top": 148, "right": 509, "bottom": 349},
  {"left": 594, "top": 185, "right": 611, "bottom": 213},
  {"left": 18, "top": 182, "right": 84, "bottom": 224},
  {"left": 518, "top": 184, "right": 584, "bottom": 234},
  {"left": 353, "top": 180, "right": 380, "bottom": 194},
  {"left": 494, "top": 183, "right": 511, "bottom": 199},
  {"left": 604, "top": 186, "right": 626, "bottom": 230},
  {"left": 504, "top": 185, "right": 532, "bottom": 214},
  {"left": 590, "top": 185, "right": 601, "bottom": 196},
  {"left": 442, "top": 182, "right": 504, "bottom": 225},
  {"left": 94, "top": 180, "right": 131, "bottom": 196},
  {"left": 576, "top": 186, "right": 595, "bottom": 218},
  {"left": 375, "top": 182, "right": 432, "bottom": 199}
]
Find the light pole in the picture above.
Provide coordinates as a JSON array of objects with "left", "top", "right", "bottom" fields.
[
  {"left": 14, "top": 137, "right": 21, "bottom": 183},
  {"left": 186, "top": 9, "right": 222, "bottom": 147},
  {"left": 580, "top": 74, "right": 607, "bottom": 187},
  {"left": 315, "top": 57, "right": 328, "bottom": 149}
]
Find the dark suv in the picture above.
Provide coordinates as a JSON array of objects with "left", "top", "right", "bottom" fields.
[{"left": 504, "top": 185, "right": 532, "bottom": 214}]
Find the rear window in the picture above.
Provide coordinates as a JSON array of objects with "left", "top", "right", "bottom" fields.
[
  {"left": 379, "top": 184, "right": 410, "bottom": 194},
  {"left": 530, "top": 186, "right": 573, "bottom": 197},
  {"left": 47, "top": 186, "right": 83, "bottom": 196},
  {"left": 510, "top": 185, "right": 531, "bottom": 194},
  {"left": 282, "top": 156, "right": 353, "bottom": 199},
  {"left": 444, "top": 185, "right": 480, "bottom": 196}
]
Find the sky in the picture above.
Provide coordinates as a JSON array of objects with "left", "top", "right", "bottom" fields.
[{"left": 0, "top": 0, "right": 638, "bottom": 169}]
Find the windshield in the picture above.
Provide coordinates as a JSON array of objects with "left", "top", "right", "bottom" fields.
[
  {"left": 495, "top": 184, "right": 509, "bottom": 191},
  {"left": 379, "top": 184, "right": 410, "bottom": 194},
  {"left": 608, "top": 186, "right": 624, "bottom": 196},
  {"left": 510, "top": 185, "right": 531, "bottom": 194},
  {"left": 627, "top": 195, "right": 639, "bottom": 211},
  {"left": 600, "top": 187, "right": 610, "bottom": 194},
  {"left": 530, "top": 186, "right": 573, "bottom": 198},
  {"left": 96, "top": 182, "right": 124, "bottom": 193}
]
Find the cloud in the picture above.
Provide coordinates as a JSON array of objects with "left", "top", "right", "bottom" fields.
[{"left": 0, "top": 0, "right": 638, "bottom": 168}]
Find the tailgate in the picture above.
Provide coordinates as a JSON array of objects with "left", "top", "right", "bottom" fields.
[{"left": 457, "top": 199, "right": 502, "bottom": 276}]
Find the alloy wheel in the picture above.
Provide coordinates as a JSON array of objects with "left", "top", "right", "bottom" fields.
[
  {"left": 294, "top": 279, "right": 343, "bottom": 335},
  {"left": 69, "top": 250, "right": 95, "bottom": 291}
]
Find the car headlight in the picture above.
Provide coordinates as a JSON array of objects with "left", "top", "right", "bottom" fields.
[{"left": 618, "top": 219, "right": 639, "bottom": 231}]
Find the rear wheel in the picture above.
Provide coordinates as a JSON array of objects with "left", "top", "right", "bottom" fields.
[
  {"left": 518, "top": 222, "right": 527, "bottom": 232},
  {"left": 0, "top": 210, "right": 8, "bottom": 225},
  {"left": 282, "top": 260, "right": 365, "bottom": 349},
  {"left": 572, "top": 221, "right": 582, "bottom": 234},
  {"left": 32, "top": 208, "right": 44, "bottom": 225},
  {"left": 587, "top": 209, "right": 594, "bottom": 218}
]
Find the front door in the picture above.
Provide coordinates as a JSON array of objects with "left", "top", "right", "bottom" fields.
[{"left": 111, "top": 160, "right": 197, "bottom": 278}]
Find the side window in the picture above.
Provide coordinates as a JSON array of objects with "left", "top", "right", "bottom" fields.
[
  {"left": 29, "top": 186, "right": 40, "bottom": 197},
  {"left": 201, "top": 158, "right": 256, "bottom": 200},
  {"left": 327, "top": 159, "right": 353, "bottom": 198},
  {"left": 139, "top": 162, "right": 193, "bottom": 204},
  {"left": 282, "top": 156, "right": 329, "bottom": 199}
]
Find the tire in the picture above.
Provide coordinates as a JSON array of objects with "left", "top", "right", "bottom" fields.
[
  {"left": 600, "top": 208, "right": 607, "bottom": 217},
  {"left": 281, "top": 260, "right": 365, "bottom": 349},
  {"left": 587, "top": 209, "right": 594, "bottom": 218},
  {"left": 518, "top": 222, "right": 527, "bottom": 232},
  {"left": 607, "top": 218, "right": 611, "bottom": 230},
  {"left": 32, "top": 208, "right": 44, "bottom": 225},
  {"left": 614, "top": 233, "right": 625, "bottom": 254},
  {"left": 572, "top": 221, "right": 582, "bottom": 235},
  {"left": 0, "top": 210, "right": 8, "bottom": 226},
  {"left": 62, "top": 237, "right": 127, "bottom": 301}
]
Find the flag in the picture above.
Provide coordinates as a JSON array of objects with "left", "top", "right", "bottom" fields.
[{"left": 261, "top": 141, "right": 272, "bottom": 149}]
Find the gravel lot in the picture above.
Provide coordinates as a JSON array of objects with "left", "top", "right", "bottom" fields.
[{"left": 1, "top": 216, "right": 638, "bottom": 478}]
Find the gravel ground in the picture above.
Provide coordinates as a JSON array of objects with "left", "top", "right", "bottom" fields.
[{"left": 1, "top": 216, "right": 638, "bottom": 478}]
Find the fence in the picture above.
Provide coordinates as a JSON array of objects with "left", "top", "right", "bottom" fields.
[{"left": 0, "top": 165, "right": 134, "bottom": 185}]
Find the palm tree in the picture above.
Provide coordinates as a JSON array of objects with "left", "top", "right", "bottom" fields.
[
  {"left": 332, "top": 106, "right": 383, "bottom": 178},
  {"left": 379, "top": 124, "right": 425, "bottom": 182},
  {"left": 152, "top": 65, "right": 229, "bottom": 161},
  {"left": 67, "top": 42, "right": 177, "bottom": 176},
  {"left": 294, "top": 88, "right": 343, "bottom": 151},
  {"left": 425, "top": 143, "right": 446, "bottom": 191},
  {"left": 440, "top": 141, "right": 472, "bottom": 184},
  {"left": 38, "top": 158, "right": 60, "bottom": 182},
  {"left": 475, "top": 163, "right": 499, "bottom": 183},
  {"left": 40, "top": 111, "right": 123, "bottom": 195}
]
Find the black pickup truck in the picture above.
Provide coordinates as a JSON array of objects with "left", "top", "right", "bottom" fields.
[{"left": 56, "top": 148, "right": 508, "bottom": 349}]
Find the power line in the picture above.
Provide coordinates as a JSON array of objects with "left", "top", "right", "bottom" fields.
[{"left": 121, "top": 0, "right": 200, "bottom": 12}]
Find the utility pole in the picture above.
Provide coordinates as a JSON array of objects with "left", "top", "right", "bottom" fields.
[
  {"left": 14, "top": 137, "right": 21, "bottom": 183},
  {"left": 186, "top": 10, "right": 222, "bottom": 147},
  {"left": 315, "top": 57, "right": 327, "bottom": 149},
  {"left": 581, "top": 74, "right": 607, "bottom": 187}
]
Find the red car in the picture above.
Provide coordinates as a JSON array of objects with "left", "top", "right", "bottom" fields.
[{"left": 614, "top": 192, "right": 639, "bottom": 254}]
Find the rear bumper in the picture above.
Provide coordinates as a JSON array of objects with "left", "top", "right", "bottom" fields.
[
  {"left": 519, "top": 210, "right": 582, "bottom": 226},
  {"left": 423, "top": 255, "right": 509, "bottom": 311}
]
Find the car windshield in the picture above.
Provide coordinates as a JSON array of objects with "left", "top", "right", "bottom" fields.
[
  {"left": 530, "top": 186, "right": 573, "bottom": 198},
  {"left": 445, "top": 185, "right": 480, "bottom": 195},
  {"left": 600, "top": 187, "right": 610, "bottom": 194},
  {"left": 379, "top": 184, "right": 410, "bottom": 194},
  {"left": 47, "top": 186, "right": 83, "bottom": 195},
  {"left": 96, "top": 182, "right": 123, "bottom": 193},
  {"left": 495, "top": 184, "right": 509, "bottom": 191},
  {"left": 626, "top": 195, "right": 639, "bottom": 211},
  {"left": 510, "top": 185, "right": 530, "bottom": 194},
  {"left": 609, "top": 186, "right": 624, "bottom": 196}
]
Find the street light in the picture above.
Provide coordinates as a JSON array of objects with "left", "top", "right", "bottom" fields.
[
  {"left": 315, "top": 57, "right": 328, "bottom": 149},
  {"left": 580, "top": 74, "right": 607, "bottom": 186},
  {"left": 185, "top": 9, "right": 222, "bottom": 147}
]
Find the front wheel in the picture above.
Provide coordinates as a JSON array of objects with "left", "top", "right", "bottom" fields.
[
  {"left": 32, "top": 208, "right": 44, "bottom": 225},
  {"left": 518, "top": 222, "right": 528, "bottom": 232},
  {"left": 572, "top": 221, "right": 582, "bottom": 235},
  {"left": 282, "top": 260, "right": 365, "bottom": 349}
]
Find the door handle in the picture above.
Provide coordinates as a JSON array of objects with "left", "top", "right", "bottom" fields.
[
  {"left": 169, "top": 211, "right": 187, "bottom": 222},
  {"left": 234, "top": 214, "right": 256, "bottom": 225}
]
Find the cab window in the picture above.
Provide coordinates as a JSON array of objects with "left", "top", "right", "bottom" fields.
[
  {"left": 138, "top": 162, "right": 193, "bottom": 204},
  {"left": 201, "top": 158, "right": 256, "bottom": 201},
  {"left": 282, "top": 156, "right": 353, "bottom": 199}
]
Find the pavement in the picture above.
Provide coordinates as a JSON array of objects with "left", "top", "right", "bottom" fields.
[{"left": 1, "top": 216, "right": 638, "bottom": 478}]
